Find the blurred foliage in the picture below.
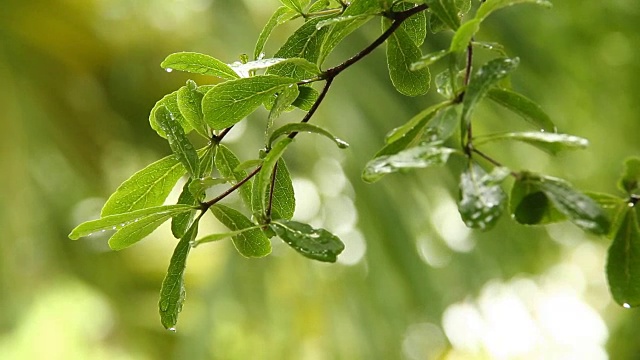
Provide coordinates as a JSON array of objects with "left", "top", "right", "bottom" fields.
[{"left": 0, "top": 0, "right": 638, "bottom": 359}]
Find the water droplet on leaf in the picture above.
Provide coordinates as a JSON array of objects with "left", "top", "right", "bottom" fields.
[
  {"left": 166, "top": 68, "right": 173, "bottom": 73},
  {"left": 623, "top": 303, "right": 631, "bottom": 309}
]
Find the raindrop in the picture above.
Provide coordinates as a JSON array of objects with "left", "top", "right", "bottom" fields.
[
  {"left": 168, "top": 327, "right": 177, "bottom": 332},
  {"left": 165, "top": 68, "right": 173, "bottom": 73},
  {"left": 623, "top": 303, "right": 631, "bottom": 309}
]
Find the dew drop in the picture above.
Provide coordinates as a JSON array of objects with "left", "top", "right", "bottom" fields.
[
  {"left": 623, "top": 303, "right": 631, "bottom": 309},
  {"left": 165, "top": 68, "right": 173, "bottom": 73},
  {"left": 168, "top": 327, "right": 177, "bottom": 332}
]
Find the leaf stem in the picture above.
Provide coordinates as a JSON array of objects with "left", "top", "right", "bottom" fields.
[{"left": 463, "top": 42, "right": 474, "bottom": 156}]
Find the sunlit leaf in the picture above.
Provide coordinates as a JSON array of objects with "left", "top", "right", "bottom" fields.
[
  {"left": 269, "top": 123, "right": 349, "bottom": 149},
  {"left": 363, "top": 142, "right": 455, "bottom": 183},
  {"left": 270, "top": 159, "right": 296, "bottom": 221},
  {"left": 279, "top": 0, "right": 305, "bottom": 14},
  {"left": 607, "top": 208, "right": 640, "bottom": 308},
  {"left": 149, "top": 90, "right": 193, "bottom": 138},
  {"left": 395, "top": 2, "right": 427, "bottom": 46},
  {"left": 215, "top": 145, "right": 254, "bottom": 210},
  {"left": 458, "top": 163, "right": 510, "bottom": 230},
  {"left": 384, "top": 19, "right": 431, "bottom": 96},
  {"left": 70, "top": 205, "right": 195, "bottom": 240},
  {"left": 161, "top": 52, "right": 239, "bottom": 80},
  {"left": 192, "top": 227, "right": 262, "bottom": 247},
  {"left": 425, "top": 0, "right": 460, "bottom": 30},
  {"left": 177, "top": 80, "right": 208, "bottom": 137},
  {"left": 475, "top": 0, "right": 552, "bottom": 22},
  {"left": 210, "top": 204, "right": 271, "bottom": 258},
  {"left": 230, "top": 57, "right": 320, "bottom": 78},
  {"left": 159, "top": 221, "right": 198, "bottom": 331},
  {"left": 271, "top": 220, "right": 345, "bottom": 262},
  {"left": 268, "top": 84, "right": 300, "bottom": 124},
  {"left": 171, "top": 180, "right": 200, "bottom": 239},
  {"left": 381, "top": 102, "right": 450, "bottom": 156},
  {"left": 292, "top": 86, "right": 319, "bottom": 110},
  {"left": 474, "top": 132, "right": 588, "bottom": 155},
  {"left": 411, "top": 50, "right": 450, "bottom": 71},
  {"left": 619, "top": 157, "right": 640, "bottom": 195},
  {"left": 100, "top": 155, "right": 186, "bottom": 217},
  {"left": 423, "top": 104, "right": 460, "bottom": 142},
  {"left": 449, "top": 19, "right": 480, "bottom": 53},
  {"left": 487, "top": 88, "right": 556, "bottom": 132},
  {"left": 254, "top": 6, "right": 292, "bottom": 60},
  {"left": 155, "top": 106, "right": 200, "bottom": 177},
  {"left": 254, "top": 138, "right": 294, "bottom": 219},
  {"left": 202, "top": 75, "right": 297, "bottom": 130}
]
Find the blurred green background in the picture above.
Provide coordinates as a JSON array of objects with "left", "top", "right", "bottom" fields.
[{"left": 1, "top": 0, "right": 639, "bottom": 359}]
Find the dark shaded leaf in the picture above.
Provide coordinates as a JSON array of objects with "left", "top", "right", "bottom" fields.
[
  {"left": 458, "top": 163, "right": 510, "bottom": 230},
  {"left": 619, "top": 157, "right": 640, "bottom": 195},
  {"left": 149, "top": 90, "right": 193, "bottom": 138},
  {"left": 425, "top": 0, "right": 460, "bottom": 30},
  {"left": 607, "top": 208, "right": 640, "bottom": 308},
  {"left": 271, "top": 220, "right": 345, "bottom": 262},
  {"left": 254, "top": 138, "right": 294, "bottom": 219}
]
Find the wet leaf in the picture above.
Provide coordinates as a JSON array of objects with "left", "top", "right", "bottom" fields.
[
  {"left": 271, "top": 220, "right": 345, "bottom": 262},
  {"left": 161, "top": 52, "right": 239, "bottom": 80},
  {"left": 411, "top": 50, "right": 450, "bottom": 71},
  {"left": 395, "top": 1, "right": 427, "bottom": 46},
  {"left": 254, "top": 6, "right": 292, "bottom": 60},
  {"left": 292, "top": 86, "right": 319, "bottom": 111},
  {"left": 487, "top": 88, "right": 556, "bottom": 132},
  {"left": 449, "top": 19, "right": 480, "bottom": 53},
  {"left": 458, "top": 163, "right": 510, "bottom": 230},
  {"left": 210, "top": 204, "right": 271, "bottom": 258},
  {"left": 177, "top": 80, "right": 208, "bottom": 137},
  {"left": 215, "top": 145, "right": 254, "bottom": 210},
  {"left": 155, "top": 106, "right": 200, "bottom": 177},
  {"left": 268, "top": 84, "right": 300, "bottom": 124},
  {"left": 425, "top": 0, "right": 460, "bottom": 30},
  {"left": 254, "top": 138, "right": 294, "bottom": 219},
  {"left": 269, "top": 123, "right": 349, "bottom": 149},
  {"left": 149, "top": 90, "right": 193, "bottom": 138},
  {"left": 619, "top": 157, "right": 640, "bottom": 195},
  {"left": 363, "top": 142, "right": 455, "bottom": 183},
  {"left": 474, "top": 132, "right": 588, "bottom": 155},
  {"left": 475, "top": 0, "right": 552, "bottom": 22},
  {"left": 607, "top": 208, "right": 640, "bottom": 308},
  {"left": 384, "top": 18, "right": 430, "bottom": 97},
  {"left": 171, "top": 180, "right": 200, "bottom": 239}
]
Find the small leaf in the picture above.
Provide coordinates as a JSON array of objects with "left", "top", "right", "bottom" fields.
[
  {"left": 177, "top": 81, "right": 208, "bottom": 137},
  {"left": 381, "top": 102, "right": 450, "bottom": 156},
  {"left": 474, "top": 132, "right": 588, "bottom": 155},
  {"left": 473, "top": 41, "right": 507, "bottom": 56},
  {"left": 202, "top": 75, "right": 298, "bottom": 130},
  {"left": 188, "top": 177, "right": 227, "bottom": 199},
  {"left": 149, "top": 90, "right": 193, "bottom": 138},
  {"left": 155, "top": 106, "right": 200, "bottom": 177},
  {"left": 192, "top": 227, "right": 261, "bottom": 247},
  {"left": 425, "top": 0, "right": 461, "bottom": 30},
  {"left": 449, "top": 19, "right": 480, "bottom": 53},
  {"left": 254, "top": 138, "right": 294, "bottom": 219},
  {"left": 268, "top": 84, "right": 300, "bottom": 124},
  {"left": 279, "top": 0, "right": 304, "bottom": 13},
  {"left": 101, "top": 155, "right": 186, "bottom": 217},
  {"left": 254, "top": 6, "right": 291, "bottom": 60},
  {"left": 215, "top": 145, "right": 254, "bottom": 210},
  {"left": 411, "top": 50, "right": 450, "bottom": 71},
  {"left": 159, "top": 221, "right": 198, "bottom": 331},
  {"left": 487, "top": 88, "right": 556, "bottom": 132},
  {"left": 607, "top": 208, "right": 640, "bottom": 308},
  {"left": 395, "top": 2, "right": 427, "bottom": 46},
  {"left": 292, "top": 86, "right": 319, "bottom": 111},
  {"left": 458, "top": 163, "right": 510, "bottom": 230},
  {"left": 210, "top": 204, "right": 271, "bottom": 258},
  {"left": 161, "top": 52, "right": 239, "bottom": 80},
  {"left": 455, "top": 0, "right": 472, "bottom": 14},
  {"left": 270, "top": 159, "right": 296, "bottom": 221},
  {"left": 588, "top": 192, "right": 628, "bottom": 238},
  {"left": 269, "top": 123, "right": 349, "bottom": 149},
  {"left": 619, "top": 157, "right": 640, "bottom": 195},
  {"left": 70, "top": 205, "right": 195, "bottom": 240},
  {"left": 462, "top": 57, "right": 520, "bottom": 135},
  {"left": 316, "top": 14, "right": 373, "bottom": 29},
  {"left": 423, "top": 104, "right": 460, "bottom": 142},
  {"left": 171, "top": 180, "right": 200, "bottom": 239},
  {"left": 384, "top": 19, "right": 431, "bottom": 97},
  {"left": 234, "top": 159, "right": 264, "bottom": 173},
  {"left": 435, "top": 70, "right": 454, "bottom": 98},
  {"left": 363, "top": 142, "right": 455, "bottom": 183},
  {"left": 230, "top": 57, "right": 320, "bottom": 78},
  {"left": 475, "top": 0, "right": 552, "bottom": 22},
  {"left": 271, "top": 220, "right": 345, "bottom": 262}
]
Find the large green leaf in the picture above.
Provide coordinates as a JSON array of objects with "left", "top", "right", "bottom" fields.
[
  {"left": 269, "top": 123, "right": 349, "bottom": 149},
  {"left": 254, "top": 6, "right": 292, "bottom": 60},
  {"left": 155, "top": 106, "right": 200, "bottom": 177},
  {"left": 202, "top": 75, "right": 297, "bottom": 130},
  {"left": 363, "top": 142, "right": 455, "bottom": 183},
  {"left": 254, "top": 138, "right": 294, "bottom": 220},
  {"left": 458, "top": 163, "right": 510, "bottom": 230},
  {"left": 210, "top": 204, "right": 271, "bottom": 258},
  {"left": 70, "top": 205, "right": 195, "bottom": 240},
  {"left": 108, "top": 211, "right": 188, "bottom": 250},
  {"left": 292, "top": 86, "right": 319, "bottom": 111},
  {"left": 395, "top": 2, "right": 427, "bottom": 46},
  {"left": 384, "top": 19, "right": 430, "bottom": 97},
  {"left": 474, "top": 132, "right": 588, "bottom": 155},
  {"left": 271, "top": 220, "right": 344, "bottom": 262},
  {"left": 462, "top": 57, "right": 519, "bottom": 134},
  {"left": 607, "top": 208, "right": 640, "bottom": 308},
  {"left": 619, "top": 157, "right": 640, "bottom": 195},
  {"left": 149, "top": 90, "right": 193, "bottom": 138},
  {"left": 159, "top": 221, "right": 198, "bottom": 331},
  {"left": 425, "top": 0, "right": 460, "bottom": 30},
  {"left": 487, "top": 88, "right": 556, "bottom": 132},
  {"left": 475, "top": 0, "right": 552, "bottom": 22},
  {"left": 269, "top": 159, "right": 296, "bottom": 221},
  {"left": 161, "top": 52, "right": 240, "bottom": 80},
  {"left": 215, "top": 145, "right": 253, "bottom": 210},
  {"left": 177, "top": 80, "right": 208, "bottom": 137},
  {"left": 100, "top": 155, "right": 186, "bottom": 217}
]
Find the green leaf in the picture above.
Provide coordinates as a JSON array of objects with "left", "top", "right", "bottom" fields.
[
  {"left": 149, "top": 90, "right": 193, "bottom": 138},
  {"left": 435, "top": 70, "right": 454, "bottom": 98},
  {"left": 254, "top": 6, "right": 291, "bottom": 60},
  {"left": 254, "top": 138, "right": 294, "bottom": 220},
  {"left": 161, "top": 52, "right": 239, "bottom": 80},
  {"left": 458, "top": 163, "right": 510, "bottom": 230},
  {"left": 619, "top": 157, "right": 640, "bottom": 195},
  {"left": 474, "top": 132, "right": 588, "bottom": 155},
  {"left": 316, "top": 14, "right": 373, "bottom": 29},
  {"left": 292, "top": 86, "right": 319, "bottom": 110},
  {"left": 192, "top": 227, "right": 262, "bottom": 247},
  {"left": 487, "top": 88, "right": 556, "bottom": 132},
  {"left": 70, "top": 205, "right": 194, "bottom": 240},
  {"left": 177, "top": 80, "right": 208, "bottom": 137},
  {"left": 270, "top": 159, "right": 296, "bottom": 221},
  {"left": 411, "top": 50, "right": 450, "bottom": 71},
  {"left": 155, "top": 106, "right": 200, "bottom": 177},
  {"left": 363, "top": 142, "right": 455, "bottom": 183},
  {"left": 269, "top": 123, "right": 349, "bottom": 149},
  {"left": 449, "top": 19, "right": 480, "bottom": 53},
  {"left": 100, "top": 155, "right": 186, "bottom": 217},
  {"left": 395, "top": 2, "right": 427, "bottom": 46},
  {"left": 455, "top": 0, "right": 472, "bottom": 14},
  {"left": 159, "top": 221, "right": 198, "bottom": 331},
  {"left": 423, "top": 104, "right": 460, "bottom": 142},
  {"left": 381, "top": 102, "right": 450, "bottom": 156},
  {"left": 607, "top": 208, "right": 640, "bottom": 308},
  {"left": 384, "top": 19, "right": 431, "bottom": 97},
  {"left": 202, "top": 75, "right": 298, "bottom": 130},
  {"left": 230, "top": 57, "right": 320, "bottom": 78},
  {"left": 210, "top": 204, "right": 271, "bottom": 258},
  {"left": 279, "top": 0, "right": 305, "bottom": 13},
  {"left": 462, "top": 57, "right": 519, "bottom": 134},
  {"left": 475, "top": 0, "right": 552, "bottom": 22},
  {"left": 171, "top": 180, "right": 200, "bottom": 239},
  {"left": 234, "top": 159, "right": 264, "bottom": 173},
  {"left": 425, "top": 0, "right": 461, "bottom": 30},
  {"left": 268, "top": 84, "right": 300, "bottom": 124},
  {"left": 511, "top": 173, "right": 610, "bottom": 234},
  {"left": 215, "top": 145, "right": 254, "bottom": 210},
  {"left": 271, "top": 220, "right": 345, "bottom": 262},
  {"left": 588, "top": 192, "right": 628, "bottom": 238},
  {"left": 473, "top": 41, "right": 507, "bottom": 56},
  {"left": 188, "top": 177, "right": 227, "bottom": 199}
]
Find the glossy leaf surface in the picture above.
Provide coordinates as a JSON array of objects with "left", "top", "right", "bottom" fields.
[
  {"left": 475, "top": 0, "right": 552, "bottom": 22},
  {"left": 254, "top": 6, "right": 291, "bottom": 60},
  {"left": 155, "top": 106, "right": 200, "bottom": 177},
  {"left": 149, "top": 90, "right": 192, "bottom": 138},
  {"left": 254, "top": 138, "right": 294, "bottom": 219},
  {"left": 210, "top": 205, "right": 271, "bottom": 258},
  {"left": 607, "top": 208, "right": 640, "bottom": 308},
  {"left": 363, "top": 142, "right": 455, "bottom": 183},
  {"left": 269, "top": 123, "right": 349, "bottom": 149},
  {"left": 487, "top": 88, "right": 556, "bottom": 132},
  {"left": 272, "top": 220, "right": 345, "bottom": 262},
  {"left": 177, "top": 81, "right": 208, "bottom": 137},
  {"left": 474, "top": 132, "right": 588, "bottom": 155},
  {"left": 161, "top": 52, "right": 239, "bottom": 80},
  {"left": 458, "top": 164, "right": 509, "bottom": 230}
]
